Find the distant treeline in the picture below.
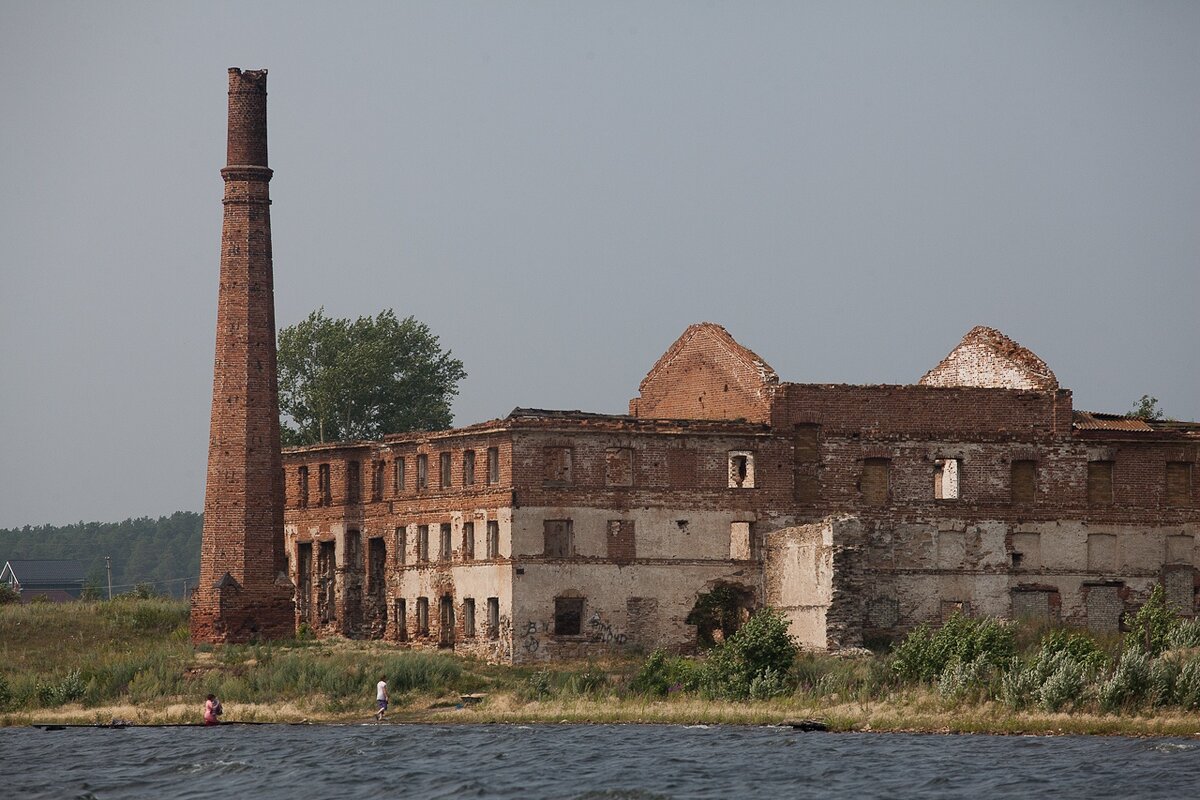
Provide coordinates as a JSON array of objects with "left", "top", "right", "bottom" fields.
[{"left": 0, "top": 512, "right": 201, "bottom": 598}]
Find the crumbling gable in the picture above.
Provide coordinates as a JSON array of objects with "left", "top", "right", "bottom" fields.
[
  {"left": 919, "top": 326, "right": 1058, "bottom": 391},
  {"left": 630, "top": 323, "right": 779, "bottom": 423}
]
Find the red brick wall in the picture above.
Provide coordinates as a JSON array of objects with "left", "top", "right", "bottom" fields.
[
  {"left": 630, "top": 324, "right": 776, "bottom": 423},
  {"left": 192, "top": 68, "right": 293, "bottom": 643}
]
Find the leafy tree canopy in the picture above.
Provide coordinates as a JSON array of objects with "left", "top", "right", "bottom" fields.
[
  {"left": 1129, "top": 395, "right": 1166, "bottom": 421},
  {"left": 278, "top": 309, "right": 467, "bottom": 445}
]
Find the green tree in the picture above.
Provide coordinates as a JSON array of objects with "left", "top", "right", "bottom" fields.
[
  {"left": 1129, "top": 395, "right": 1166, "bottom": 421},
  {"left": 277, "top": 309, "right": 467, "bottom": 445}
]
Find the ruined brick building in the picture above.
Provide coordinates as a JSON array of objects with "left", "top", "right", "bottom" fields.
[
  {"left": 193, "top": 70, "right": 1198, "bottom": 658},
  {"left": 282, "top": 323, "right": 1200, "bottom": 661}
]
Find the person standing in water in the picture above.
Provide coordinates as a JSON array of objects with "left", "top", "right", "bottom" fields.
[
  {"left": 375, "top": 676, "right": 389, "bottom": 721},
  {"left": 204, "top": 694, "right": 222, "bottom": 726}
]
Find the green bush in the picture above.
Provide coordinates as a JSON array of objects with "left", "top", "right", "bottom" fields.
[
  {"left": 1167, "top": 618, "right": 1200, "bottom": 651},
  {"left": 699, "top": 608, "right": 797, "bottom": 700},
  {"left": 1037, "top": 628, "right": 1110, "bottom": 674},
  {"left": 1036, "top": 651, "right": 1087, "bottom": 712},
  {"left": 891, "top": 614, "right": 1014, "bottom": 683},
  {"left": 1175, "top": 658, "right": 1200, "bottom": 710},
  {"left": 1000, "top": 656, "right": 1038, "bottom": 710},
  {"left": 1149, "top": 658, "right": 1181, "bottom": 707},
  {"left": 1099, "top": 647, "right": 1151, "bottom": 712},
  {"left": 1125, "top": 585, "right": 1176, "bottom": 657},
  {"left": 938, "top": 658, "right": 986, "bottom": 701}
]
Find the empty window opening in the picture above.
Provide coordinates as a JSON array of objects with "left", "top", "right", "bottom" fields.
[
  {"left": 728, "top": 451, "right": 755, "bottom": 488},
  {"left": 543, "top": 446, "right": 574, "bottom": 486},
  {"left": 371, "top": 460, "right": 385, "bottom": 501},
  {"left": 346, "top": 529, "right": 362, "bottom": 571},
  {"left": 393, "top": 457, "right": 406, "bottom": 495},
  {"left": 297, "top": 542, "right": 313, "bottom": 624},
  {"left": 860, "top": 458, "right": 890, "bottom": 506},
  {"left": 297, "top": 466, "right": 309, "bottom": 508},
  {"left": 605, "top": 447, "right": 634, "bottom": 487},
  {"left": 347, "top": 461, "right": 362, "bottom": 504},
  {"left": 463, "top": 598, "right": 476, "bottom": 638},
  {"left": 367, "top": 537, "right": 386, "bottom": 599},
  {"left": 554, "top": 596, "right": 584, "bottom": 636},
  {"left": 934, "top": 458, "right": 960, "bottom": 500},
  {"left": 1011, "top": 460, "right": 1036, "bottom": 504},
  {"left": 395, "top": 526, "right": 407, "bottom": 565},
  {"left": 544, "top": 519, "right": 574, "bottom": 558},
  {"left": 1088, "top": 461, "right": 1114, "bottom": 506},
  {"left": 463, "top": 450, "right": 476, "bottom": 486},
  {"left": 1167, "top": 462, "right": 1193, "bottom": 507},
  {"left": 417, "top": 525, "right": 430, "bottom": 562},
  {"left": 462, "top": 521, "right": 475, "bottom": 560},
  {"left": 416, "top": 597, "right": 429, "bottom": 636},
  {"left": 417, "top": 454, "right": 429, "bottom": 490},
  {"left": 439, "top": 523, "right": 452, "bottom": 561},
  {"left": 487, "top": 597, "right": 500, "bottom": 639},
  {"left": 394, "top": 598, "right": 408, "bottom": 641},
  {"left": 318, "top": 463, "right": 332, "bottom": 506},
  {"left": 439, "top": 595, "right": 455, "bottom": 646},
  {"left": 686, "top": 583, "right": 755, "bottom": 648},
  {"left": 486, "top": 520, "right": 500, "bottom": 559},
  {"left": 317, "top": 540, "right": 336, "bottom": 624},
  {"left": 487, "top": 447, "right": 500, "bottom": 484},
  {"left": 440, "top": 452, "right": 452, "bottom": 489}
]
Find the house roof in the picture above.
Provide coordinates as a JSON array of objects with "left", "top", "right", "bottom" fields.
[{"left": 1, "top": 559, "right": 86, "bottom": 585}]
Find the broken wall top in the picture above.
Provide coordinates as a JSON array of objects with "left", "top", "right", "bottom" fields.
[
  {"left": 630, "top": 322, "right": 779, "bottom": 423},
  {"left": 919, "top": 326, "right": 1058, "bottom": 391}
]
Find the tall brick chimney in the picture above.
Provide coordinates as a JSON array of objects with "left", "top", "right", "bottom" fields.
[{"left": 191, "top": 68, "right": 295, "bottom": 643}]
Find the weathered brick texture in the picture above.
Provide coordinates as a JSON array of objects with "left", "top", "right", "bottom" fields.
[{"left": 192, "top": 68, "right": 294, "bottom": 644}]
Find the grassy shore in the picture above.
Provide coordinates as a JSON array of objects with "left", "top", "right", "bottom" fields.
[{"left": 2, "top": 598, "right": 1199, "bottom": 736}]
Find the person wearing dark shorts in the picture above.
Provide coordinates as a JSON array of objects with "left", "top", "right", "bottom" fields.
[{"left": 375, "top": 676, "right": 389, "bottom": 721}]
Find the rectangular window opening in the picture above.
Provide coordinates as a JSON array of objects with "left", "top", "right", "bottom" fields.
[
  {"left": 318, "top": 463, "right": 332, "bottom": 506},
  {"left": 1011, "top": 460, "right": 1036, "bottom": 504},
  {"left": 861, "top": 458, "right": 890, "bottom": 506},
  {"left": 463, "top": 450, "right": 476, "bottom": 486},
  {"left": 487, "top": 447, "right": 500, "bottom": 484},
  {"left": 464, "top": 598, "right": 476, "bottom": 638},
  {"left": 934, "top": 458, "right": 961, "bottom": 500},
  {"left": 486, "top": 520, "right": 500, "bottom": 559},
  {"left": 417, "top": 525, "right": 429, "bottom": 562},
  {"left": 1088, "top": 461, "right": 1114, "bottom": 506},
  {"left": 487, "top": 597, "right": 500, "bottom": 639},
  {"left": 728, "top": 451, "right": 755, "bottom": 488},
  {"left": 297, "top": 465, "right": 309, "bottom": 508},
  {"left": 462, "top": 521, "right": 475, "bottom": 561},
  {"left": 555, "top": 596, "right": 584, "bottom": 636},
  {"left": 439, "top": 452, "right": 451, "bottom": 489},
  {"left": 439, "top": 523, "right": 452, "bottom": 561},
  {"left": 394, "top": 598, "right": 407, "bottom": 641},
  {"left": 416, "top": 597, "right": 429, "bottom": 636},
  {"left": 347, "top": 460, "right": 362, "bottom": 504},
  {"left": 543, "top": 519, "right": 574, "bottom": 558},
  {"left": 394, "top": 457, "right": 406, "bottom": 495},
  {"left": 417, "top": 454, "right": 429, "bottom": 490},
  {"left": 1167, "top": 462, "right": 1193, "bottom": 507}
]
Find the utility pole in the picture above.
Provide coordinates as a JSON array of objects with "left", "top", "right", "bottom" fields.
[{"left": 104, "top": 556, "right": 112, "bottom": 600}]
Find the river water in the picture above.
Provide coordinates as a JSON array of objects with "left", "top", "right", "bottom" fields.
[{"left": 2, "top": 724, "right": 1199, "bottom": 799}]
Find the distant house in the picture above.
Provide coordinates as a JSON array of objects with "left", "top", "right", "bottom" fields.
[{"left": 0, "top": 560, "right": 86, "bottom": 602}]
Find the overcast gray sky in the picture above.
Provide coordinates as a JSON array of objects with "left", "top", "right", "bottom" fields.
[{"left": 1, "top": 1, "right": 1197, "bottom": 528}]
